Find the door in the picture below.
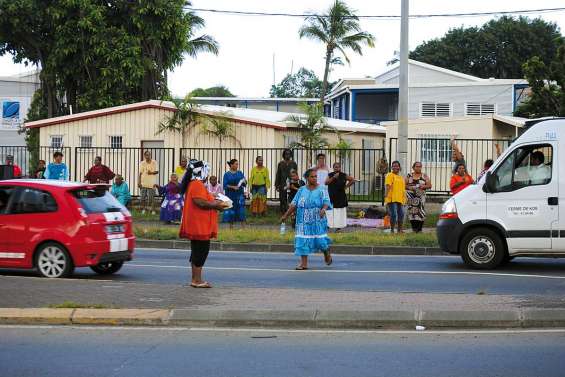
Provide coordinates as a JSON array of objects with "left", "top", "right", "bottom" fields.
[
  {"left": 141, "top": 141, "right": 166, "bottom": 187},
  {"left": 2, "top": 187, "right": 59, "bottom": 267},
  {"left": 0, "top": 186, "right": 23, "bottom": 266},
  {"left": 487, "top": 142, "right": 558, "bottom": 251}
]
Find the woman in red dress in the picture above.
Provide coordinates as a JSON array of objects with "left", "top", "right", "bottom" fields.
[{"left": 179, "top": 160, "right": 228, "bottom": 288}]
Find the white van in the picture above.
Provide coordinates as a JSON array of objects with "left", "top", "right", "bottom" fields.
[{"left": 437, "top": 118, "right": 564, "bottom": 269}]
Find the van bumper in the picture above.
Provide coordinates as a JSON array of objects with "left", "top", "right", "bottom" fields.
[{"left": 436, "top": 217, "right": 464, "bottom": 254}]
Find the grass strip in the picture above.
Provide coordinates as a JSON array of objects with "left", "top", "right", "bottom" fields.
[{"left": 134, "top": 226, "right": 438, "bottom": 247}]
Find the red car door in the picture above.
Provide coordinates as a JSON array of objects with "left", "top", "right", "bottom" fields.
[{"left": 0, "top": 186, "right": 25, "bottom": 267}]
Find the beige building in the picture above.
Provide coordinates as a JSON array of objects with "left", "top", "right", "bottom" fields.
[
  {"left": 25, "top": 100, "right": 386, "bottom": 197},
  {"left": 383, "top": 115, "right": 525, "bottom": 194}
]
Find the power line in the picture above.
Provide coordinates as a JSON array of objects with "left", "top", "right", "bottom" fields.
[{"left": 183, "top": 6, "right": 565, "bottom": 19}]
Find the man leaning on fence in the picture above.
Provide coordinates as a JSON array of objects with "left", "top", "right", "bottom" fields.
[{"left": 138, "top": 151, "right": 159, "bottom": 215}]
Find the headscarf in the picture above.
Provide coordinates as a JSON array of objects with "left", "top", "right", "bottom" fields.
[{"left": 188, "top": 159, "right": 210, "bottom": 181}]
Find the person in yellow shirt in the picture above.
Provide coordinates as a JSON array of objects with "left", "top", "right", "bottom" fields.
[
  {"left": 249, "top": 156, "right": 271, "bottom": 216},
  {"left": 138, "top": 150, "right": 159, "bottom": 215},
  {"left": 384, "top": 160, "right": 407, "bottom": 233},
  {"left": 175, "top": 156, "right": 188, "bottom": 182}
]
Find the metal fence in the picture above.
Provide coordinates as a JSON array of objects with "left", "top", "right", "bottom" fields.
[
  {"left": 0, "top": 146, "right": 71, "bottom": 178},
  {"left": 180, "top": 148, "right": 386, "bottom": 202},
  {"left": 74, "top": 147, "right": 175, "bottom": 196},
  {"left": 388, "top": 138, "right": 513, "bottom": 195}
]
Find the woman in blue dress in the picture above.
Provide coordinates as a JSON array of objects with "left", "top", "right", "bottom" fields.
[
  {"left": 281, "top": 168, "right": 333, "bottom": 270},
  {"left": 222, "top": 159, "right": 247, "bottom": 227}
]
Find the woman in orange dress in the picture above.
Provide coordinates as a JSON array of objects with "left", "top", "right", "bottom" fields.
[
  {"left": 179, "top": 160, "right": 228, "bottom": 288},
  {"left": 450, "top": 163, "right": 474, "bottom": 195}
]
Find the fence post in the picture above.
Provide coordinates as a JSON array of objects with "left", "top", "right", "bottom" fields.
[{"left": 73, "top": 147, "right": 78, "bottom": 181}]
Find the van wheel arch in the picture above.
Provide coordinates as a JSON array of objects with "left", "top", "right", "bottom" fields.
[
  {"left": 459, "top": 225, "right": 509, "bottom": 269},
  {"left": 458, "top": 224, "right": 509, "bottom": 257}
]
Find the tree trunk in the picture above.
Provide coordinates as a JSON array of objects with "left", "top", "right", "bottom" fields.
[{"left": 320, "top": 47, "right": 333, "bottom": 105}]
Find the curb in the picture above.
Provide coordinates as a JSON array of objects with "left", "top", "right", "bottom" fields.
[
  {"left": 136, "top": 239, "right": 446, "bottom": 256},
  {"left": 2, "top": 308, "right": 565, "bottom": 329}
]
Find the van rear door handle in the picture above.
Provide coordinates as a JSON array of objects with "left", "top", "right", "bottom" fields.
[{"left": 548, "top": 197, "right": 558, "bottom": 206}]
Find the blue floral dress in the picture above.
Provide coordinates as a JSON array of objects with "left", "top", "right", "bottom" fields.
[
  {"left": 291, "top": 185, "right": 332, "bottom": 256},
  {"left": 222, "top": 170, "right": 247, "bottom": 222}
]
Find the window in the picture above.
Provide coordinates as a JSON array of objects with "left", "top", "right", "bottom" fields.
[
  {"left": 50, "top": 135, "right": 63, "bottom": 149},
  {"left": 420, "top": 138, "right": 452, "bottom": 163},
  {"left": 0, "top": 187, "right": 14, "bottom": 215},
  {"left": 109, "top": 136, "right": 123, "bottom": 149},
  {"left": 79, "top": 135, "right": 93, "bottom": 148},
  {"left": 493, "top": 144, "right": 552, "bottom": 192},
  {"left": 72, "top": 189, "right": 124, "bottom": 214},
  {"left": 465, "top": 103, "right": 497, "bottom": 116},
  {"left": 10, "top": 188, "right": 58, "bottom": 214},
  {"left": 420, "top": 102, "right": 452, "bottom": 117}
]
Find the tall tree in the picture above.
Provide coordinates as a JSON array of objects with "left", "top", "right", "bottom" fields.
[
  {"left": 270, "top": 68, "right": 331, "bottom": 98},
  {"left": 190, "top": 86, "right": 235, "bottom": 97},
  {"left": 515, "top": 43, "right": 565, "bottom": 118},
  {"left": 0, "top": 0, "right": 218, "bottom": 118},
  {"left": 410, "top": 16, "right": 562, "bottom": 79},
  {"left": 299, "top": 0, "right": 375, "bottom": 102}
]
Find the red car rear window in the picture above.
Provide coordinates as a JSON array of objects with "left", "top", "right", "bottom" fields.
[{"left": 72, "top": 189, "right": 124, "bottom": 214}]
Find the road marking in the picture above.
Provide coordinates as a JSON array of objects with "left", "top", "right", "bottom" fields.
[
  {"left": 127, "top": 263, "right": 565, "bottom": 280},
  {"left": 2, "top": 324, "right": 565, "bottom": 336}
]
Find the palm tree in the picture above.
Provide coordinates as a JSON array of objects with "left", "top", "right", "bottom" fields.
[
  {"left": 286, "top": 102, "right": 334, "bottom": 165},
  {"left": 299, "top": 0, "right": 375, "bottom": 102},
  {"left": 199, "top": 111, "right": 241, "bottom": 148},
  {"left": 185, "top": 4, "right": 219, "bottom": 58},
  {"left": 157, "top": 95, "right": 198, "bottom": 148}
]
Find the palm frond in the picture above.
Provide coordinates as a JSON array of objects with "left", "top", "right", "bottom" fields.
[{"left": 187, "top": 35, "right": 219, "bottom": 58}]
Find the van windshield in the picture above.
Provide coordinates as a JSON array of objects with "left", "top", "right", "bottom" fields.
[{"left": 72, "top": 189, "right": 124, "bottom": 214}]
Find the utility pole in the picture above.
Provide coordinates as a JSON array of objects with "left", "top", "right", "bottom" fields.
[{"left": 398, "top": 0, "right": 409, "bottom": 173}]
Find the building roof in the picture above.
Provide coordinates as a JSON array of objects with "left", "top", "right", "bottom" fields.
[
  {"left": 192, "top": 97, "right": 319, "bottom": 102},
  {"left": 326, "top": 59, "right": 526, "bottom": 101},
  {"left": 25, "top": 100, "right": 385, "bottom": 135},
  {"left": 381, "top": 114, "right": 528, "bottom": 128}
]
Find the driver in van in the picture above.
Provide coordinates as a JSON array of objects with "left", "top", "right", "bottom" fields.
[{"left": 529, "top": 151, "right": 551, "bottom": 184}]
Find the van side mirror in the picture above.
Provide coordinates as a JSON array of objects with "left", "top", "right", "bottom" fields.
[{"left": 484, "top": 171, "right": 496, "bottom": 193}]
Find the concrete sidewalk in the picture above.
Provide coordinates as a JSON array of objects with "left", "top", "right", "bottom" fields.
[
  {"left": 2, "top": 273, "right": 565, "bottom": 329},
  {"left": 2, "top": 306, "right": 565, "bottom": 329}
]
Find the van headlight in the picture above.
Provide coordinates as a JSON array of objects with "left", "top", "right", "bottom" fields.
[{"left": 440, "top": 198, "right": 458, "bottom": 219}]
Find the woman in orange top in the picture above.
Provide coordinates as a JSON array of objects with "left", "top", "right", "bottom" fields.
[
  {"left": 450, "top": 163, "right": 474, "bottom": 195},
  {"left": 179, "top": 160, "right": 228, "bottom": 288}
]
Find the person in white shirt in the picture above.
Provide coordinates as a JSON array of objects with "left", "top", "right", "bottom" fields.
[
  {"left": 529, "top": 151, "right": 551, "bottom": 185},
  {"left": 313, "top": 153, "right": 330, "bottom": 187}
]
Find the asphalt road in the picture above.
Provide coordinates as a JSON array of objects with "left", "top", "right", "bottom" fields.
[
  {"left": 1, "top": 326, "right": 565, "bottom": 377},
  {"left": 2, "top": 248, "right": 565, "bottom": 295}
]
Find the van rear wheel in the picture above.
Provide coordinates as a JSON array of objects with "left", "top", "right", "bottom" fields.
[{"left": 460, "top": 228, "right": 505, "bottom": 270}]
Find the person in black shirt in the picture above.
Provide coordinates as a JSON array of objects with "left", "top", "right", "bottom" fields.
[
  {"left": 325, "top": 162, "right": 355, "bottom": 231},
  {"left": 285, "top": 169, "right": 305, "bottom": 228},
  {"left": 275, "top": 149, "right": 298, "bottom": 213}
]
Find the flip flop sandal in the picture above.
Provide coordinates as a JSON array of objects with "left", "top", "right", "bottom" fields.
[
  {"left": 190, "top": 282, "right": 212, "bottom": 288},
  {"left": 295, "top": 266, "right": 308, "bottom": 270},
  {"left": 323, "top": 250, "right": 333, "bottom": 266}
]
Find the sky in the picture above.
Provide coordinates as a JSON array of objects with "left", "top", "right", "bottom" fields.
[{"left": 1, "top": 0, "right": 565, "bottom": 97}]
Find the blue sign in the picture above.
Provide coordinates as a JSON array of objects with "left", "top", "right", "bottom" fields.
[{"left": 2, "top": 101, "right": 20, "bottom": 119}]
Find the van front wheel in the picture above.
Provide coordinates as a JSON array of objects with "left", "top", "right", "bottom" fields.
[{"left": 460, "top": 228, "right": 504, "bottom": 270}]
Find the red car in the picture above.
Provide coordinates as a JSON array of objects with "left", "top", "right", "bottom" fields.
[{"left": 0, "top": 179, "right": 135, "bottom": 278}]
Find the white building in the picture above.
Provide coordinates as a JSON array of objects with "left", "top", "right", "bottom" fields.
[
  {"left": 324, "top": 60, "right": 529, "bottom": 125},
  {"left": 0, "top": 70, "right": 41, "bottom": 146}
]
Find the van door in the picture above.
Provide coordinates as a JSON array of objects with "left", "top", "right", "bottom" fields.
[{"left": 487, "top": 142, "right": 558, "bottom": 251}]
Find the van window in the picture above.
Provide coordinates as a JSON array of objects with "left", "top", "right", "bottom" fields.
[
  {"left": 10, "top": 188, "right": 58, "bottom": 214},
  {"left": 72, "top": 189, "right": 124, "bottom": 214},
  {"left": 493, "top": 144, "right": 552, "bottom": 192}
]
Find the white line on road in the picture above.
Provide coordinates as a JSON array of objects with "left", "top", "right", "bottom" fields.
[
  {"left": 127, "top": 263, "right": 565, "bottom": 280},
  {"left": 1, "top": 324, "right": 565, "bottom": 336}
]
